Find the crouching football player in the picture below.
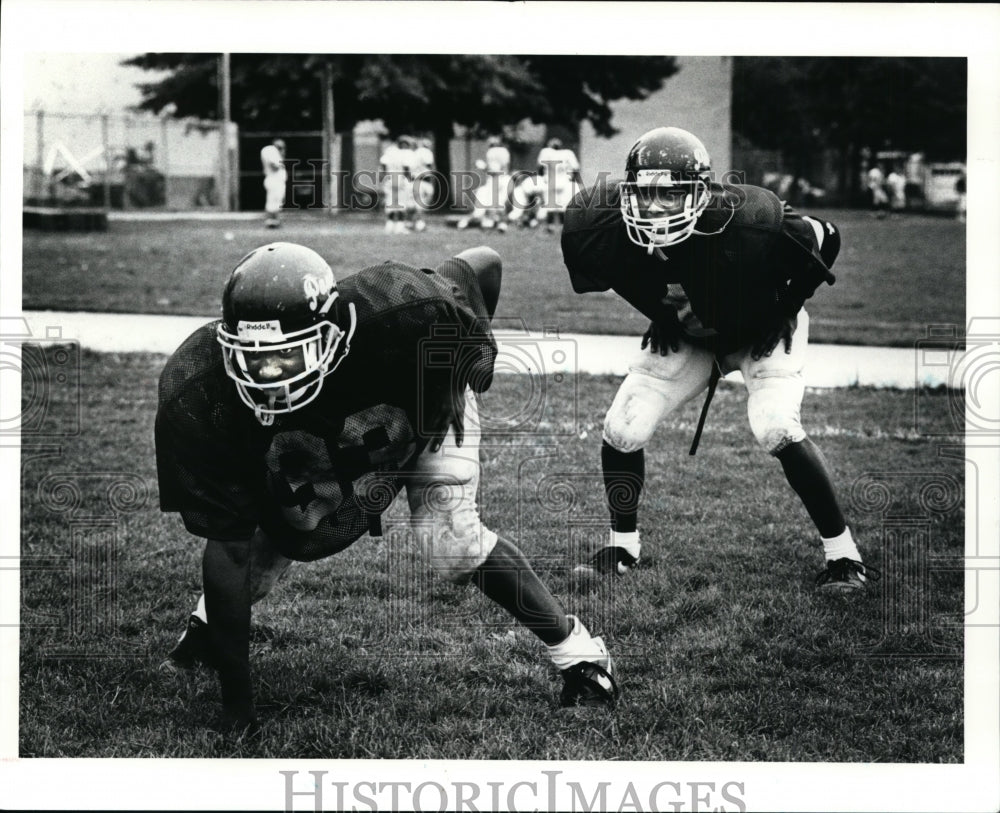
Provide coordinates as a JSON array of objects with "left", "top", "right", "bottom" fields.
[
  {"left": 561, "top": 126, "right": 880, "bottom": 592},
  {"left": 155, "top": 242, "right": 617, "bottom": 731}
]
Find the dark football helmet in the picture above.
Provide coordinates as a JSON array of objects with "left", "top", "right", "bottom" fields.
[
  {"left": 620, "top": 126, "right": 713, "bottom": 251},
  {"left": 216, "top": 242, "right": 356, "bottom": 425}
]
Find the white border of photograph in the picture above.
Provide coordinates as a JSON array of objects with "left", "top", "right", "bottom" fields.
[{"left": 1, "top": 2, "right": 997, "bottom": 811}]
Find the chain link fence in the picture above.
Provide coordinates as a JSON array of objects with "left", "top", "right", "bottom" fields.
[{"left": 23, "top": 110, "right": 237, "bottom": 211}]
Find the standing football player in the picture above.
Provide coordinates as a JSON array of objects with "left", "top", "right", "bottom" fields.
[
  {"left": 259, "top": 138, "right": 287, "bottom": 229},
  {"left": 156, "top": 242, "right": 618, "bottom": 731},
  {"left": 537, "top": 138, "right": 582, "bottom": 234},
  {"left": 561, "top": 126, "right": 879, "bottom": 592},
  {"left": 379, "top": 135, "right": 418, "bottom": 234},
  {"left": 412, "top": 137, "right": 436, "bottom": 231},
  {"left": 457, "top": 136, "right": 513, "bottom": 232}
]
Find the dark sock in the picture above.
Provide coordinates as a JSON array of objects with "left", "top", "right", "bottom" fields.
[
  {"left": 775, "top": 437, "right": 847, "bottom": 538},
  {"left": 473, "top": 537, "right": 571, "bottom": 645},
  {"left": 601, "top": 441, "right": 645, "bottom": 534}
]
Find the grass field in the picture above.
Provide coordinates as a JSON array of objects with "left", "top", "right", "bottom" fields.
[
  {"left": 21, "top": 207, "right": 965, "bottom": 347},
  {"left": 19, "top": 349, "right": 964, "bottom": 760}
]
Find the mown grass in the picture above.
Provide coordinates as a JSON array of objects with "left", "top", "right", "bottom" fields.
[
  {"left": 21, "top": 207, "right": 965, "bottom": 347},
  {"left": 19, "top": 350, "right": 964, "bottom": 760}
]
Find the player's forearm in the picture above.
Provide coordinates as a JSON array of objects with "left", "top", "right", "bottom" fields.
[{"left": 202, "top": 537, "right": 255, "bottom": 720}]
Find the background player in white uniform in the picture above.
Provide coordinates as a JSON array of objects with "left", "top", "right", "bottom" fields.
[
  {"left": 412, "top": 137, "right": 436, "bottom": 229},
  {"left": 260, "top": 138, "right": 287, "bottom": 229},
  {"left": 536, "top": 137, "right": 581, "bottom": 233},
  {"left": 379, "top": 135, "right": 418, "bottom": 234},
  {"left": 157, "top": 242, "right": 619, "bottom": 731},
  {"left": 458, "top": 136, "right": 513, "bottom": 232}
]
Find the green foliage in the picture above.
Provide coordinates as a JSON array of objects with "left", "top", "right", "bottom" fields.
[
  {"left": 733, "top": 57, "right": 967, "bottom": 161},
  {"left": 19, "top": 353, "right": 964, "bottom": 759},
  {"left": 122, "top": 53, "right": 679, "bottom": 137}
]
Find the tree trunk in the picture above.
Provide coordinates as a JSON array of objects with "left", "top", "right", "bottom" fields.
[
  {"left": 338, "top": 128, "right": 354, "bottom": 209},
  {"left": 433, "top": 121, "right": 453, "bottom": 209}
]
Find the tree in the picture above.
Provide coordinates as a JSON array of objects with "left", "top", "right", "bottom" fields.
[
  {"left": 123, "top": 53, "right": 679, "bottom": 201},
  {"left": 732, "top": 57, "right": 966, "bottom": 200}
]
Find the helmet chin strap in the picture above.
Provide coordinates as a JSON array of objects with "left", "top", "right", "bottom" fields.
[
  {"left": 692, "top": 199, "right": 736, "bottom": 237},
  {"left": 254, "top": 393, "right": 279, "bottom": 426}
]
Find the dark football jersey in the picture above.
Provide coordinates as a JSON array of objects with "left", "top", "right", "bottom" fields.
[
  {"left": 155, "top": 258, "right": 496, "bottom": 560},
  {"left": 561, "top": 179, "right": 836, "bottom": 355}
]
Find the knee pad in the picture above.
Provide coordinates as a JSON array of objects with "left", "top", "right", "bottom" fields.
[
  {"left": 408, "top": 460, "right": 498, "bottom": 583},
  {"left": 603, "top": 380, "right": 669, "bottom": 454},
  {"left": 747, "top": 384, "right": 806, "bottom": 455}
]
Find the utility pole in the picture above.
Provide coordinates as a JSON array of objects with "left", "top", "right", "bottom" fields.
[
  {"left": 219, "top": 53, "right": 232, "bottom": 211},
  {"left": 322, "top": 62, "right": 336, "bottom": 215}
]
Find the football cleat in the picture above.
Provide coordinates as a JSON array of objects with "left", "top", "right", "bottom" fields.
[
  {"left": 162, "top": 615, "right": 215, "bottom": 671},
  {"left": 573, "top": 545, "right": 638, "bottom": 579},
  {"left": 560, "top": 650, "right": 618, "bottom": 708},
  {"left": 814, "top": 557, "right": 882, "bottom": 592}
]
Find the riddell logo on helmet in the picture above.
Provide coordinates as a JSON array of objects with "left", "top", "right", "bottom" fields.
[
  {"left": 636, "top": 169, "right": 674, "bottom": 183},
  {"left": 237, "top": 320, "right": 283, "bottom": 340}
]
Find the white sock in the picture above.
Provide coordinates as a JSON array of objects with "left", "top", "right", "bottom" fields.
[
  {"left": 546, "top": 616, "right": 609, "bottom": 671},
  {"left": 609, "top": 530, "right": 641, "bottom": 560},
  {"left": 822, "top": 527, "right": 862, "bottom": 563},
  {"left": 193, "top": 594, "right": 207, "bottom": 623}
]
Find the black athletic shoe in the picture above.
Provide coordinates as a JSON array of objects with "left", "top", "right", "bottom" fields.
[
  {"left": 815, "top": 558, "right": 882, "bottom": 592},
  {"left": 573, "top": 546, "right": 638, "bottom": 579},
  {"left": 560, "top": 659, "right": 619, "bottom": 709},
  {"left": 162, "top": 615, "right": 215, "bottom": 671}
]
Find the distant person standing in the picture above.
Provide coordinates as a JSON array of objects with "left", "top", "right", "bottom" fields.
[
  {"left": 380, "top": 135, "right": 419, "bottom": 234},
  {"left": 458, "top": 136, "right": 513, "bottom": 233},
  {"left": 536, "top": 138, "right": 581, "bottom": 234},
  {"left": 866, "top": 163, "right": 888, "bottom": 219},
  {"left": 413, "top": 138, "right": 437, "bottom": 228},
  {"left": 886, "top": 167, "right": 907, "bottom": 214},
  {"left": 260, "top": 139, "right": 287, "bottom": 229}
]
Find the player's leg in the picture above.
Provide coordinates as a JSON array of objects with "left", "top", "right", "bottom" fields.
[
  {"left": 405, "top": 392, "right": 617, "bottom": 706},
  {"left": 263, "top": 174, "right": 283, "bottom": 228},
  {"left": 578, "top": 340, "right": 716, "bottom": 578},
  {"left": 445, "top": 245, "right": 502, "bottom": 320},
  {"left": 736, "top": 310, "right": 877, "bottom": 590},
  {"left": 164, "top": 529, "right": 293, "bottom": 670}
]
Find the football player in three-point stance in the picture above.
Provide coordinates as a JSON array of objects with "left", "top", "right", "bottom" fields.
[
  {"left": 156, "top": 242, "right": 618, "bottom": 731},
  {"left": 561, "top": 126, "right": 879, "bottom": 591}
]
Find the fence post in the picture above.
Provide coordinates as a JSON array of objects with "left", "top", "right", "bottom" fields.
[
  {"left": 161, "top": 116, "right": 170, "bottom": 210},
  {"left": 322, "top": 63, "right": 336, "bottom": 215},
  {"left": 219, "top": 54, "right": 232, "bottom": 211},
  {"left": 35, "top": 110, "right": 45, "bottom": 202},
  {"left": 122, "top": 114, "right": 131, "bottom": 211},
  {"left": 101, "top": 114, "right": 111, "bottom": 211}
]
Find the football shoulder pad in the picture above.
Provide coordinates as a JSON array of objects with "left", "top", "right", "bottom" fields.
[{"left": 705, "top": 183, "right": 784, "bottom": 233}]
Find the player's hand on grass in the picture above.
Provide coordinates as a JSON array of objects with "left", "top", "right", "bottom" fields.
[{"left": 641, "top": 308, "right": 683, "bottom": 355}]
